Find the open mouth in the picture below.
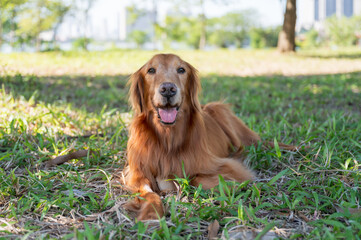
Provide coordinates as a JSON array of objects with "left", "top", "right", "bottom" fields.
[{"left": 156, "top": 107, "right": 179, "bottom": 125}]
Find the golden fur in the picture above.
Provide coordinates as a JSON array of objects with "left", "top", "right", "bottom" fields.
[{"left": 124, "top": 54, "right": 296, "bottom": 220}]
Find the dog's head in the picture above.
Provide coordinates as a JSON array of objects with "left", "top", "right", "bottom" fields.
[{"left": 129, "top": 54, "right": 201, "bottom": 125}]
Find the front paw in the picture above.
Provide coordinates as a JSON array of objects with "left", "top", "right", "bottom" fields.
[{"left": 138, "top": 192, "right": 164, "bottom": 220}]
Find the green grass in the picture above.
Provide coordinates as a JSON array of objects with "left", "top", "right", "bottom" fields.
[{"left": 0, "top": 49, "right": 360, "bottom": 239}]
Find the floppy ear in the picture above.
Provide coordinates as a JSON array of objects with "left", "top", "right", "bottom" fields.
[
  {"left": 128, "top": 67, "right": 145, "bottom": 115},
  {"left": 186, "top": 62, "right": 201, "bottom": 112}
]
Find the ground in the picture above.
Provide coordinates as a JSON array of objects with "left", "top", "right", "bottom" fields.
[{"left": 0, "top": 49, "right": 360, "bottom": 239}]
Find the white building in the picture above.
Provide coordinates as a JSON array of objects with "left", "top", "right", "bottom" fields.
[{"left": 298, "top": 0, "right": 361, "bottom": 31}]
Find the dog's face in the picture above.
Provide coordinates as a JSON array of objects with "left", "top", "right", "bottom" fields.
[{"left": 129, "top": 54, "right": 201, "bottom": 126}]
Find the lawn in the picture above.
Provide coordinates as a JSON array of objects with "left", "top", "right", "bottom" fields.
[{"left": 0, "top": 49, "right": 360, "bottom": 239}]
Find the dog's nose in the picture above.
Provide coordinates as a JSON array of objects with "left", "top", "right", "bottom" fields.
[{"left": 159, "top": 82, "right": 177, "bottom": 98}]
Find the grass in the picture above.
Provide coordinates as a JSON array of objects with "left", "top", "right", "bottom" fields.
[
  {"left": 0, "top": 48, "right": 360, "bottom": 239},
  {"left": 2, "top": 47, "right": 361, "bottom": 76}
]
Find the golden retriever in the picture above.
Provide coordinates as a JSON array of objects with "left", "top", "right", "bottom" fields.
[{"left": 124, "top": 54, "right": 296, "bottom": 220}]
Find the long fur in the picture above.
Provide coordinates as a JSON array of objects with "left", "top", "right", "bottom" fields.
[{"left": 124, "top": 54, "right": 296, "bottom": 220}]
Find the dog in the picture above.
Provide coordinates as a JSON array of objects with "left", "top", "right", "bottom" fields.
[{"left": 124, "top": 54, "right": 296, "bottom": 220}]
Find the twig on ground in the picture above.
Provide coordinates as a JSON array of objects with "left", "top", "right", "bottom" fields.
[{"left": 45, "top": 149, "right": 96, "bottom": 167}]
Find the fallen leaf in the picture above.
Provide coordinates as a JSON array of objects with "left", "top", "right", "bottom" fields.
[
  {"left": 349, "top": 208, "right": 361, "bottom": 215},
  {"left": 223, "top": 229, "right": 278, "bottom": 240},
  {"left": 297, "top": 211, "right": 310, "bottom": 222},
  {"left": 208, "top": 220, "right": 220, "bottom": 240},
  {"left": 336, "top": 207, "right": 361, "bottom": 216}
]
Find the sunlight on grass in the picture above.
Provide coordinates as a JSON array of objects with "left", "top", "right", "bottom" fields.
[{"left": 2, "top": 48, "right": 361, "bottom": 77}]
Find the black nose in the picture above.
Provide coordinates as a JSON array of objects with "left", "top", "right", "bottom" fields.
[{"left": 159, "top": 82, "right": 177, "bottom": 98}]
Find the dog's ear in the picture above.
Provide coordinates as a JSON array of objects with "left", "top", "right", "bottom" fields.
[
  {"left": 128, "top": 67, "right": 145, "bottom": 115},
  {"left": 186, "top": 62, "right": 201, "bottom": 112}
]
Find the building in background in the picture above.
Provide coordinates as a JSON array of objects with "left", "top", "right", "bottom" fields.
[
  {"left": 298, "top": 0, "right": 361, "bottom": 31},
  {"left": 55, "top": 3, "right": 158, "bottom": 49}
]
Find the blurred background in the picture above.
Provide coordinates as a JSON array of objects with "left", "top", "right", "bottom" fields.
[{"left": 0, "top": 0, "right": 360, "bottom": 53}]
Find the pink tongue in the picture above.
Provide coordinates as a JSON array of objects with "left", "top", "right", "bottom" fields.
[{"left": 158, "top": 108, "right": 178, "bottom": 123}]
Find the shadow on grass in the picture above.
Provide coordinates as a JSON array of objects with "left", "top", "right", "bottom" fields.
[
  {"left": 201, "top": 72, "right": 361, "bottom": 116},
  {"left": 1, "top": 71, "right": 360, "bottom": 117},
  {"left": 0, "top": 74, "right": 131, "bottom": 113}
]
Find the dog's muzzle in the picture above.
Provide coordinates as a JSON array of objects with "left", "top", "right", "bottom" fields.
[{"left": 156, "top": 82, "right": 180, "bottom": 125}]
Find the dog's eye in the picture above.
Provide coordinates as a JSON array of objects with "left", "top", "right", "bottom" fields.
[
  {"left": 147, "top": 68, "right": 156, "bottom": 74},
  {"left": 177, "top": 67, "right": 185, "bottom": 74}
]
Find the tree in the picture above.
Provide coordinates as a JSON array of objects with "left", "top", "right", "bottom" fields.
[
  {"left": 129, "top": 30, "right": 148, "bottom": 48},
  {"left": 77, "top": 0, "right": 97, "bottom": 50},
  {"left": 72, "top": 37, "right": 91, "bottom": 51},
  {"left": 250, "top": 26, "right": 281, "bottom": 49},
  {"left": 50, "top": 1, "right": 72, "bottom": 44},
  {"left": 198, "top": 0, "right": 206, "bottom": 50},
  {"left": 208, "top": 10, "right": 257, "bottom": 48},
  {"left": 126, "top": 5, "right": 153, "bottom": 49},
  {"left": 16, "top": 0, "right": 73, "bottom": 51},
  {"left": 277, "top": 0, "right": 296, "bottom": 52},
  {"left": 169, "top": 0, "right": 234, "bottom": 50},
  {"left": 126, "top": 4, "right": 146, "bottom": 27},
  {"left": 325, "top": 15, "right": 359, "bottom": 46},
  {"left": 156, "top": 15, "right": 202, "bottom": 49},
  {"left": 0, "top": 0, "right": 26, "bottom": 48},
  {"left": 17, "top": 0, "right": 54, "bottom": 51}
]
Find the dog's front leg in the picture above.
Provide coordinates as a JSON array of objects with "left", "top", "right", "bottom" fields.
[{"left": 124, "top": 168, "right": 164, "bottom": 220}]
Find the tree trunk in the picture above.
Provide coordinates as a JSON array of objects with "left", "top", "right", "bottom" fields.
[
  {"left": 198, "top": 0, "right": 206, "bottom": 50},
  {"left": 0, "top": 7, "right": 3, "bottom": 49},
  {"left": 35, "top": 2, "right": 42, "bottom": 52},
  {"left": 10, "top": 9, "right": 16, "bottom": 47},
  {"left": 277, "top": 0, "right": 296, "bottom": 53},
  {"left": 52, "top": 15, "right": 65, "bottom": 46},
  {"left": 152, "top": 0, "right": 157, "bottom": 50},
  {"left": 35, "top": 36, "right": 41, "bottom": 52},
  {"left": 199, "top": 14, "right": 206, "bottom": 50}
]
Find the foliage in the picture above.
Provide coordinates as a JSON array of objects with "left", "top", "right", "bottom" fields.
[
  {"left": 50, "top": 0, "right": 73, "bottom": 40},
  {"left": 126, "top": 4, "right": 147, "bottom": 26},
  {"left": 128, "top": 30, "right": 149, "bottom": 48},
  {"left": 0, "top": 0, "right": 27, "bottom": 45},
  {"left": 299, "top": 15, "right": 361, "bottom": 49},
  {"left": 157, "top": 9, "right": 258, "bottom": 49},
  {"left": 250, "top": 26, "right": 281, "bottom": 49},
  {"left": 156, "top": 15, "right": 202, "bottom": 49},
  {"left": 125, "top": 4, "right": 154, "bottom": 48},
  {"left": 298, "top": 29, "right": 321, "bottom": 49},
  {"left": 12, "top": 0, "right": 73, "bottom": 51},
  {"left": 75, "top": 0, "right": 97, "bottom": 40},
  {"left": 324, "top": 15, "right": 361, "bottom": 47},
  {"left": 208, "top": 10, "right": 257, "bottom": 48},
  {"left": 72, "top": 37, "right": 92, "bottom": 51},
  {"left": 41, "top": 40, "right": 61, "bottom": 52},
  {"left": 0, "top": 49, "right": 360, "bottom": 238}
]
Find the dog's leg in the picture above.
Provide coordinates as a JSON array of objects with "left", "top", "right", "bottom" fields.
[
  {"left": 123, "top": 169, "right": 164, "bottom": 220},
  {"left": 123, "top": 190, "right": 164, "bottom": 220},
  {"left": 191, "top": 158, "right": 253, "bottom": 190}
]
